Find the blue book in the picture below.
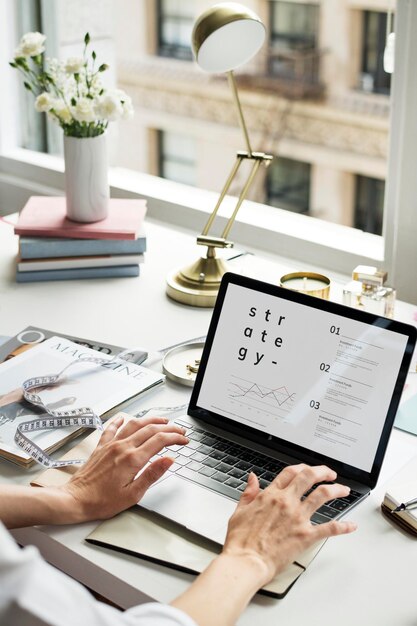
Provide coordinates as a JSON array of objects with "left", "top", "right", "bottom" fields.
[
  {"left": 16, "top": 265, "right": 140, "bottom": 283},
  {"left": 19, "top": 233, "right": 146, "bottom": 259}
]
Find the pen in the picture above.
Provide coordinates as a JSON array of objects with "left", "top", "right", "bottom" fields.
[{"left": 391, "top": 496, "right": 417, "bottom": 513}]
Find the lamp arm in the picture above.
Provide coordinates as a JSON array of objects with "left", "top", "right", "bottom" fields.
[
  {"left": 201, "top": 155, "right": 245, "bottom": 236},
  {"left": 228, "top": 70, "right": 253, "bottom": 156},
  {"left": 220, "top": 157, "right": 262, "bottom": 240}
]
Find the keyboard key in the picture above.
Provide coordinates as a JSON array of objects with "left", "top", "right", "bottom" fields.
[
  {"left": 201, "top": 436, "right": 217, "bottom": 446},
  {"left": 186, "top": 440, "right": 201, "bottom": 450},
  {"left": 228, "top": 467, "right": 246, "bottom": 479},
  {"left": 209, "top": 450, "right": 226, "bottom": 461},
  {"left": 235, "top": 460, "right": 252, "bottom": 471},
  {"left": 227, "top": 445, "right": 244, "bottom": 456},
  {"left": 317, "top": 505, "right": 340, "bottom": 519},
  {"left": 177, "top": 447, "right": 194, "bottom": 457},
  {"left": 187, "top": 461, "right": 204, "bottom": 472},
  {"left": 225, "top": 477, "right": 243, "bottom": 489},
  {"left": 261, "top": 471, "right": 276, "bottom": 482},
  {"left": 223, "top": 455, "right": 239, "bottom": 466},
  {"left": 250, "top": 465, "right": 265, "bottom": 475},
  {"left": 199, "top": 466, "right": 216, "bottom": 477},
  {"left": 216, "top": 462, "right": 234, "bottom": 474},
  {"left": 197, "top": 444, "right": 212, "bottom": 455},
  {"left": 168, "top": 463, "right": 182, "bottom": 473},
  {"left": 311, "top": 512, "right": 330, "bottom": 525},
  {"left": 259, "top": 479, "right": 270, "bottom": 489},
  {"left": 211, "top": 441, "right": 230, "bottom": 452},
  {"left": 175, "top": 456, "right": 190, "bottom": 466},
  {"left": 212, "top": 471, "right": 229, "bottom": 483},
  {"left": 191, "top": 452, "right": 206, "bottom": 463},
  {"left": 237, "top": 483, "right": 246, "bottom": 492},
  {"left": 202, "top": 457, "right": 219, "bottom": 468},
  {"left": 188, "top": 432, "right": 205, "bottom": 442},
  {"left": 328, "top": 499, "right": 350, "bottom": 511}
]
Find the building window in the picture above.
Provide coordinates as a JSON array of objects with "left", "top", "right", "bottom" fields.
[
  {"left": 266, "top": 156, "right": 311, "bottom": 214},
  {"left": 269, "top": 1, "right": 319, "bottom": 81},
  {"left": 354, "top": 175, "right": 385, "bottom": 235},
  {"left": 360, "top": 11, "right": 391, "bottom": 95},
  {"left": 157, "top": 0, "right": 193, "bottom": 61},
  {"left": 159, "top": 131, "right": 196, "bottom": 186}
]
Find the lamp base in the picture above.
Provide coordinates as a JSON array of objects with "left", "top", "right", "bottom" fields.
[{"left": 166, "top": 256, "right": 229, "bottom": 307}]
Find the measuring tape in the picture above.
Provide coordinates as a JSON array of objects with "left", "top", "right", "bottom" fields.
[{"left": 14, "top": 348, "right": 140, "bottom": 468}]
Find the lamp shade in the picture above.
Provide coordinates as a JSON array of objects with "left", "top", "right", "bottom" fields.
[{"left": 192, "top": 2, "right": 265, "bottom": 73}]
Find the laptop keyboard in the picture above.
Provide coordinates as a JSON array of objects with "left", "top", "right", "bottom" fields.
[{"left": 153, "top": 419, "right": 363, "bottom": 524}]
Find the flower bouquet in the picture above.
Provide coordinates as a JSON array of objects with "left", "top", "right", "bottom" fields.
[{"left": 10, "top": 32, "right": 134, "bottom": 222}]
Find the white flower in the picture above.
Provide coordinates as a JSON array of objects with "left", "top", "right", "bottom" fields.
[
  {"left": 64, "top": 57, "right": 84, "bottom": 74},
  {"left": 15, "top": 32, "right": 46, "bottom": 58},
  {"left": 53, "top": 99, "right": 73, "bottom": 124},
  {"left": 118, "top": 91, "right": 134, "bottom": 120},
  {"left": 34, "top": 92, "right": 53, "bottom": 112},
  {"left": 94, "top": 93, "right": 123, "bottom": 121},
  {"left": 72, "top": 97, "right": 96, "bottom": 123}
]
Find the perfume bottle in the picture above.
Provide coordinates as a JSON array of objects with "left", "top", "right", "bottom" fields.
[{"left": 343, "top": 265, "right": 396, "bottom": 318}]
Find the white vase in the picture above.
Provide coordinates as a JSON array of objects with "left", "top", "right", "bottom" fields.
[{"left": 63, "top": 134, "right": 109, "bottom": 223}]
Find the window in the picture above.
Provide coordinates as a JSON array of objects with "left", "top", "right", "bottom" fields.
[
  {"left": 4, "top": 0, "right": 417, "bottom": 304},
  {"left": 269, "top": 1, "right": 320, "bottom": 81},
  {"left": 266, "top": 156, "right": 311, "bottom": 214},
  {"left": 159, "top": 131, "right": 196, "bottom": 186},
  {"left": 354, "top": 175, "right": 385, "bottom": 236},
  {"left": 157, "top": 0, "right": 193, "bottom": 61},
  {"left": 360, "top": 11, "right": 391, "bottom": 95}
]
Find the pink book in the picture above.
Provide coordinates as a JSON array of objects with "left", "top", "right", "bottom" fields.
[{"left": 14, "top": 197, "right": 147, "bottom": 240}]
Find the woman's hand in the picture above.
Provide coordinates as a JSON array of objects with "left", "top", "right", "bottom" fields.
[
  {"left": 63, "top": 415, "right": 188, "bottom": 522},
  {"left": 223, "top": 464, "right": 357, "bottom": 586}
]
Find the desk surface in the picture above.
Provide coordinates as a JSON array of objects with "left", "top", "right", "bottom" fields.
[{"left": 1, "top": 216, "right": 417, "bottom": 626}]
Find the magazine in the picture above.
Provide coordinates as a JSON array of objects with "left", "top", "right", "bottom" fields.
[
  {"left": 0, "top": 326, "right": 147, "bottom": 365},
  {"left": 0, "top": 337, "right": 164, "bottom": 467}
]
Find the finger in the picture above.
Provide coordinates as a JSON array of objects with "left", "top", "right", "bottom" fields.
[
  {"left": 311, "top": 519, "right": 358, "bottom": 542},
  {"left": 287, "top": 465, "right": 337, "bottom": 498},
  {"left": 114, "top": 416, "right": 169, "bottom": 441},
  {"left": 303, "top": 483, "right": 350, "bottom": 515},
  {"left": 138, "top": 431, "right": 189, "bottom": 460},
  {"left": 127, "top": 422, "right": 187, "bottom": 448},
  {"left": 97, "top": 416, "right": 124, "bottom": 448},
  {"left": 237, "top": 472, "right": 260, "bottom": 508},
  {"left": 270, "top": 463, "right": 309, "bottom": 490},
  {"left": 133, "top": 457, "right": 173, "bottom": 500}
]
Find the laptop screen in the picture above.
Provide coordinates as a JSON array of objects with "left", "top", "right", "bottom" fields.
[{"left": 192, "top": 274, "right": 416, "bottom": 482}]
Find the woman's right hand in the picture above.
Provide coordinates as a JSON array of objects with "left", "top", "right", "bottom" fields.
[{"left": 223, "top": 464, "right": 357, "bottom": 586}]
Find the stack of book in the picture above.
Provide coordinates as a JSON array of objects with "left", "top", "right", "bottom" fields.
[{"left": 14, "top": 196, "right": 147, "bottom": 283}]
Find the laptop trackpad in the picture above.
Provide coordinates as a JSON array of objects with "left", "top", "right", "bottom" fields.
[{"left": 140, "top": 474, "right": 236, "bottom": 545}]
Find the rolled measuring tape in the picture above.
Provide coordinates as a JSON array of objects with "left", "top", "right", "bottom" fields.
[{"left": 14, "top": 347, "right": 140, "bottom": 468}]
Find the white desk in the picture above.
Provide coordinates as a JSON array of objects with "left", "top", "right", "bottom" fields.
[{"left": 1, "top": 216, "right": 417, "bottom": 626}]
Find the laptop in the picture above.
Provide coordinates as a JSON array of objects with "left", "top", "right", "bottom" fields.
[{"left": 141, "top": 272, "right": 416, "bottom": 544}]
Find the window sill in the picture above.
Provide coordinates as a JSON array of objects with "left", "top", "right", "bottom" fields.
[{"left": 0, "top": 147, "right": 383, "bottom": 276}]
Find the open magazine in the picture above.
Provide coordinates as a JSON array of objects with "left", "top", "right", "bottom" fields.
[
  {"left": 0, "top": 325, "right": 147, "bottom": 364},
  {"left": 0, "top": 336, "right": 164, "bottom": 467}
]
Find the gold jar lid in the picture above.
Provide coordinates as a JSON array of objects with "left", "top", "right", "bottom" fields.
[{"left": 352, "top": 265, "right": 387, "bottom": 286}]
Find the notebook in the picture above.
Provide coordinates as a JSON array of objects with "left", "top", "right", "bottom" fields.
[{"left": 139, "top": 272, "right": 416, "bottom": 544}]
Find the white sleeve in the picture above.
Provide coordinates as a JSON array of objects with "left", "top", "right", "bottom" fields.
[{"left": 0, "top": 523, "right": 196, "bottom": 626}]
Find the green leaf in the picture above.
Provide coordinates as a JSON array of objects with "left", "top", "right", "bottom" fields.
[
  {"left": 99, "top": 88, "right": 104, "bottom": 95},
  {"left": 92, "top": 50, "right": 96, "bottom": 60},
  {"left": 9, "top": 61, "right": 17, "bottom": 68},
  {"left": 84, "top": 32, "right": 90, "bottom": 45},
  {"left": 23, "top": 81, "right": 32, "bottom": 91},
  {"left": 98, "top": 63, "right": 109, "bottom": 72},
  {"left": 71, "top": 97, "right": 76, "bottom": 106}
]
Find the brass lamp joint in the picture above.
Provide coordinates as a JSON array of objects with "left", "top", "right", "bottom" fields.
[{"left": 197, "top": 235, "right": 234, "bottom": 249}]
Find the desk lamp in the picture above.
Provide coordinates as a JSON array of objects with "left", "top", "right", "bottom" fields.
[{"left": 166, "top": 2, "right": 273, "bottom": 307}]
